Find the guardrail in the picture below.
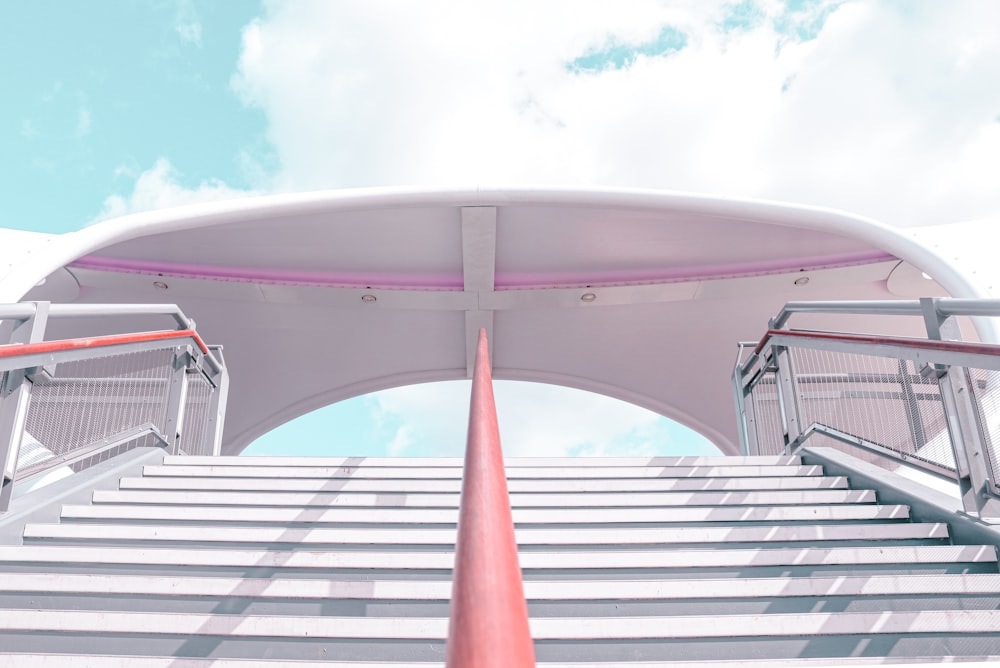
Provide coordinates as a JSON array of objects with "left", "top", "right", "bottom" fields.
[
  {"left": 0, "top": 302, "right": 228, "bottom": 511},
  {"left": 447, "top": 328, "right": 535, "bottom": 667},
  {"left": 734, "top": 297, "right": 1000, "bottom": 519}
]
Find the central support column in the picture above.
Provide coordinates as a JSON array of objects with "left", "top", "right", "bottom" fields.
[
  {"left": 446, "top": 328, "right": 535, "bottom": 667},
  {"left": 461, "top": 207, "right": 497, "bottom": 377}
]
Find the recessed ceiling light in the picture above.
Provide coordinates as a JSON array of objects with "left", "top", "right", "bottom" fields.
[
  {"left": 153, "top": 281, "right": 168, "bottom": 290},
  {"left": 580, "top": 292, "right": 597, "bottom": 302},
  {"left": 361, "top": 294, "right": 377, "bottom": 303},
  {"left": 794, "top": 277, "right": 809, "bottom": 286}
]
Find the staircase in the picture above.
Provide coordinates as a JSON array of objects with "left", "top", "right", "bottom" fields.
[{"left": 1, "top": 453, "right": 999, "bottom": 665}]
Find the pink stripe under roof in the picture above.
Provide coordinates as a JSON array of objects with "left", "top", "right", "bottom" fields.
[
  {"left": 69, "top": 257, "right": 465, "bottom": 291},
  {"left": 70, "top": 250, "right": 895, "bottom": 291},
  {"left": 496, "top": 250, "right": 896, "bottom": 289}
]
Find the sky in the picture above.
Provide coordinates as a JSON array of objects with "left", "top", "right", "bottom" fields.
[{"left": 4, "top": 1, "right": 1000, "bottom": 458}]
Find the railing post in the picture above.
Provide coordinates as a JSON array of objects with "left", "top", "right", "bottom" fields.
[
  {"left": 163, "top": 347, "right": 192, "bottom": 456},
  {"left": 446, "top": 328, "right": 535, "bottom": 668},
  {"left": 0, "top": 304, "right": 48, "bottom": 512},
  {"left": 919, "top": 299, "right": 1000, "bottom": 518},
  {"left": 732, "top": 344, "right": 758, "bottom": 456},
  {"left": 939, "top": 366, "right": 1000, "bottom": 519},
  {"left": 772, "top": 345, "right": 803, "bottom": 454},
  {"left": 206, "top": 347, "right": 229, "bottom": 457}
]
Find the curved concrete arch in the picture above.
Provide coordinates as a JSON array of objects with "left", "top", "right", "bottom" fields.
[
  {"left": 4, "top": 187, "right": 985, "bottom": 456},
  {"left": 1, "top": 187, "right": 984, "bottom": 303}
]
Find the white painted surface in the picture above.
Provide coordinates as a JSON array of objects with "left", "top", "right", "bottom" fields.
[
  {"left": 165, "top": 455, "right": 801, "bottom": 467},
  {"left": 24, "top": 521, "right": 943, "bottom": 546},
  {"left": 0, "top": 544, "right": 990, "bottom": 569},
  {"left": 4, "top": 657, "right": 999, "bottom": 668},
  {"left": 90, "top": 488, "right": 875, "bottom": 507},
  {"left": 3, "top": 608, "right": 1000, "bottom": 639},
  {"left": 3, "top": 188, "right": 990, "bottom": 455},
  {"left": 118, "top": 474, "right": 851, "bottom": 493},
  {"left": 140, "top": 464, "right": 825, "bottom": 478},
  {"left": 56, "top": 502, "right": 909, "bottom": 524},
  {"left": 2, "top": 573, "right": 998, "bottom": 600}
]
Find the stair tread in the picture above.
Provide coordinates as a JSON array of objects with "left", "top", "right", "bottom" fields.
[
  {"left": 5, "top": 656, "right": 1000, "bottom": 667},
  {"left": 0, "top": 544, "right": 991, "bottom": 570},
  {"left": 117, "top": 475, "right": 851, "bottom": 492},
  {"left": 142, "top": 464, "right": 825, "bottom": 479},
  {"left": 92, "top": 488, "right": 877, "bottom": 507},
  {"left": 4, "top": 609, "right": 1000, "bottom": 638},
  {"left": 23, "top": 521, "right": 949, "bottom": 545},
  {"left": 1, "top": 573, "right": 999, "bottom": 600},
  {"left": 56, "top": 503, "right": 911, "bottom": 524},
  {"left": 166, "top": 455, "right": 803, "bottom": 467}
]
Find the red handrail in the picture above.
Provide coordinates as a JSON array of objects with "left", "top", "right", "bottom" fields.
[
  {"left": 446, "top": 329, "right": 535, "bottom": 668},
  {"left": 0, "top": 329, "right": 210, "bottom": 358}
]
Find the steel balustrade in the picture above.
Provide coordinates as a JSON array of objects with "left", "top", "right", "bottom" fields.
[
  {"left": 0, "top": 302, "right": 228, "bottom": 511},
  {"left": 446, "top": 328, "right": 535, "bottom": 668},
  {"left": 734, "top": 297, "right": 1000, "bottom": 519}
]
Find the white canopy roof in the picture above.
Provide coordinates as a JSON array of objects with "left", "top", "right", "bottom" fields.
[{"left": 9, "top": 188, "right": 972, "bottom": 455}]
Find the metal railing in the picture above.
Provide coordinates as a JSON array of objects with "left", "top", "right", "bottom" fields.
[
  {"left": 0, "top": 302, "right": 228, "bottom": 511},
  {"left": 734, "top": 297, "right": 1000, "bottom": 519},
  {"left": 447, "top": 328, "right": 535, "bottom": 668}
]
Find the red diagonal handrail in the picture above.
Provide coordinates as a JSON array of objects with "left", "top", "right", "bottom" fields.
[
  {"left": 0, "top": 329, "right": 210, "bottom": 357},
  {"left": 446, "top": 329, "right": 535, "bottom": 668}
]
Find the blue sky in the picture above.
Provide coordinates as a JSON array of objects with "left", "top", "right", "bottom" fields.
[
  {"left": 4, "top": 1, "right": 999, "bottom": 457},
  {"left": 2, "top": 2, "right": 269, "bottom": 233}
]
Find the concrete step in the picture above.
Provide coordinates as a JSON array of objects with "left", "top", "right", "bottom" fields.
[
  {"left": 117, "top": 474, "right": 852, "bottom": 493},
  {"left": 11, "top": 589, "right": 999, "bottom": 618},
  {"left": 4, "top": 452, "right": 996, "bottom": 664},
  {"left": 2, "top": 609, "right": 1000, "bottom": 663},
  {"left": 4, "top": 656, "right": 999, "bottom": 668},
  {"left": 5, "top": 608, "right": 1000, "bottom": 639},
  {"left": 166, "top": 455, "right": 804, "bottom": 468},
  {"left": 22, "top": 521, "right": 948, "bottom": 548},
  {"left": 0, "top": 544, "right": 992, "bottom": 575},
  {"left": 142, "top": 464, "right": 826, "bottom": 479},
  {"left": 55, "top": 503, "right": 912, "bottom": 526},
  {"left": 91, "top": 488, "right": 877, "bottom": 508},
  {"left": 3, "top": 573, "right": 999, "bottom": 618},
  {"left": 4, "top": 573, "right": 998, "bottom": 601}
]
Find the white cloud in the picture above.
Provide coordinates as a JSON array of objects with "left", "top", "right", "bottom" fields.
[
  {"left": 92, "top": 158, "right": 257, "bottom": 222},
  {"left": 385, "top": 425, "right": 414, "bottom": 457},
  {"left": 370, "top": 380, "right": 716, "bottom": 457},
  {"left": 227, "top": 0, "right": 1000, "bottom": 227},
  {"left": 175, "top": 0, "right": 203, "bottom": 46},
  {"left": 76, "top": 106, "right": 91, "bottom": 137}
]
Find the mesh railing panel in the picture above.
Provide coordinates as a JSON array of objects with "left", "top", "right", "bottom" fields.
[
  {"left": 180, "top": 372, "right": 213, "bottom": 456},
  {"left": 68, "top": 431, "right": 165, "bottom": 473},
  {"left": 787, "top": 347, "right": 955, "bottom": 472},
  {"left": 967, "top": 367, "right": 1000, "bottom": 487},
  {"left": 19, "top": 348, "right": 175, "bottom": 473},
  {"left": 748, "top": 373, "right": 784, "bottom": 455}
]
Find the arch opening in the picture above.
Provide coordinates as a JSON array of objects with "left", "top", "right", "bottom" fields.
[{"left": 242, "top": 379, "right": 721, "bottom": 458}]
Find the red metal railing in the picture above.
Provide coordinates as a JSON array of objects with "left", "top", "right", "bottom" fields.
[
  {"left": 0, "top": 329, "right": 210, "bottom": 359},
  {"left": 753, "top": 328, "right": 1000, "bottom": 359},
  {"left": 446, "top": 329, "right": 535, "bottom": 667},
  {"left": 736, "top": 315, "right": 1000, "bottom": 518}
]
